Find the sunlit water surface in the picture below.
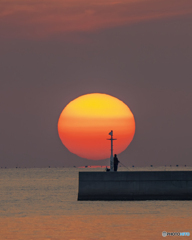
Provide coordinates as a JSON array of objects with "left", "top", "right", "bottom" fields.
[{"left": 0, "top": 167, "right": 192, "bottom": 239}]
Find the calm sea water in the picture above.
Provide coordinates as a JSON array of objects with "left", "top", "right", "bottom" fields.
[{"left": 0, "top": 167, "right": 192, "bottom": 239}]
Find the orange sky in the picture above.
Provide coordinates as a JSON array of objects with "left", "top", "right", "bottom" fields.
[
  {"left": 0, "top": 0, "right": 192, "bottom": 168},
  {"left": 1, "top": 0, "right": 192, "bottom": 39}
]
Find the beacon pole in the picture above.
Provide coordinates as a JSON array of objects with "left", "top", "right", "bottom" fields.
[{"left": 107, "top": 130, "right": 117, "bottom": 172}]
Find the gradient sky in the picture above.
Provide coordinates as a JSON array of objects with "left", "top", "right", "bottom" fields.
[{"left": 0, "top": 0, "right": 192, "bottom": 167}]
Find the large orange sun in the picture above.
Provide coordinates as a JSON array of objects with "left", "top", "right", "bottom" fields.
[{"left": 58, "top": 93, "right": 135, "bottom": 160}]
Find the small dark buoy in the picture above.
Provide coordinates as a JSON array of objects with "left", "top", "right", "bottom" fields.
[{"left": 106, "top": 167, "right": 110, "bottom": 172}]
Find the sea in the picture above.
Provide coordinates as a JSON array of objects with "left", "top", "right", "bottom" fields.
[{"left": 0, "top": 167, "right": 192, "bottom": 240}]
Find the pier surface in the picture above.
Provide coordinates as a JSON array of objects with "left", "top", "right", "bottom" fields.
[{"left": 78, "top": 171, "right": 192, "bottom": 200}]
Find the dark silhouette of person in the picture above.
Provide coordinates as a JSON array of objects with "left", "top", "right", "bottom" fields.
[{"left": 114, "top": 154, "right": 119, "bottom": 171}]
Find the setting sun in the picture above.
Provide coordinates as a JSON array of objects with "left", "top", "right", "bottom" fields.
[{"left": 58, "top": 93, "right": 135, "bottom": 160}]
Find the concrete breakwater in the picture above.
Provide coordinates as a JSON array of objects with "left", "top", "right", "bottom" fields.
[{"left": 78, "top": 171, "right": 192, "bottom": 200}]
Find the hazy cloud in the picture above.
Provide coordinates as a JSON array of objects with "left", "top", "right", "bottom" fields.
[{"left": 0, "top": 0, "right": 192, "bottom": 39}]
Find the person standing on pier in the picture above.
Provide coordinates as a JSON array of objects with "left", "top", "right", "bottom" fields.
[{"left": 114, "top": 154, "right": 119, "bottom": 172}]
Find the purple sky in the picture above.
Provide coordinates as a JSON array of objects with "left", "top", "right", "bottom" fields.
[{"left": 0, "top": 0, "right": 192, "bottom": 167}]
